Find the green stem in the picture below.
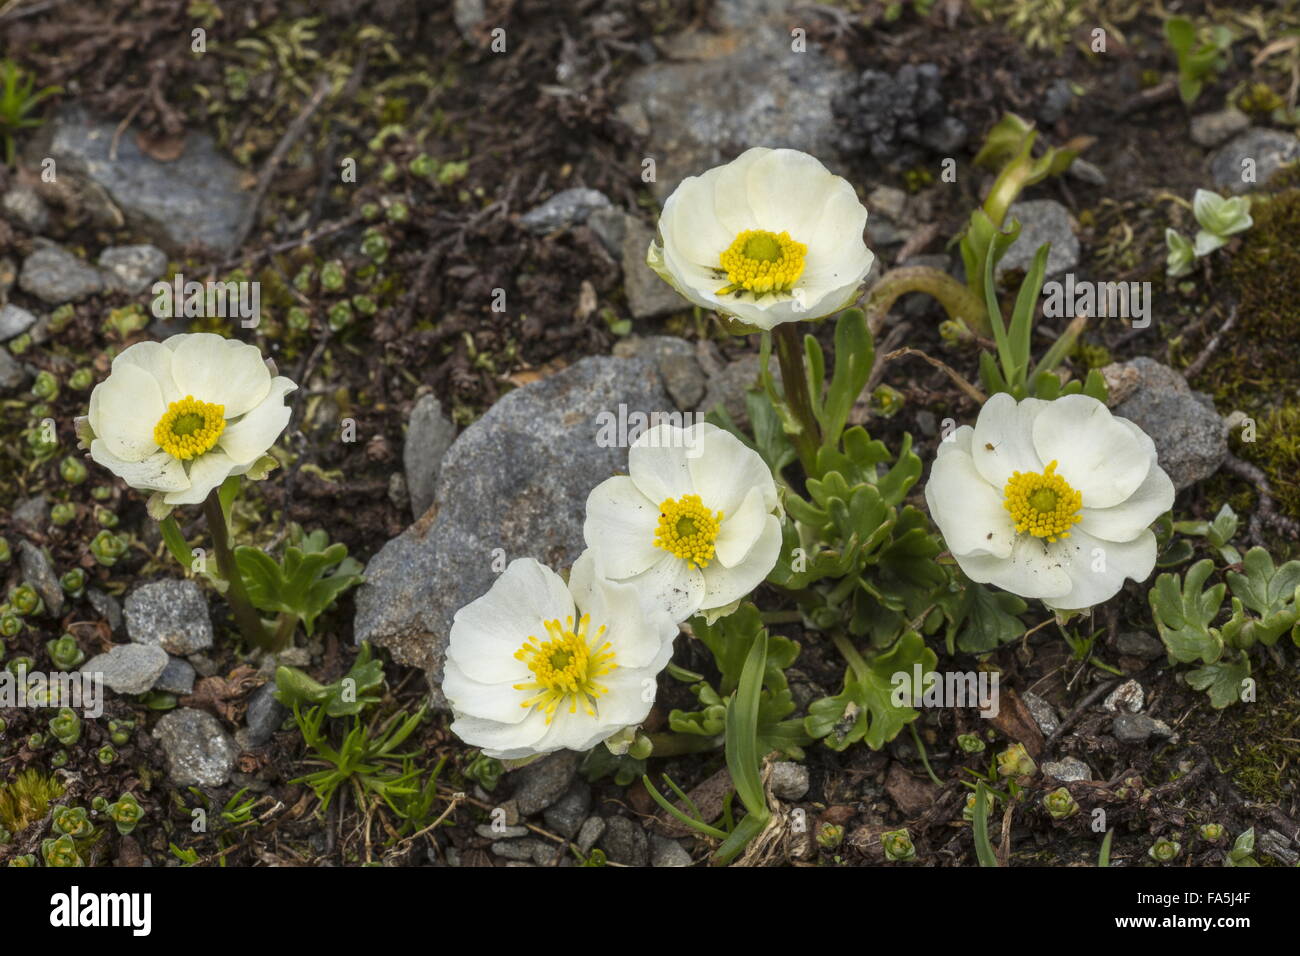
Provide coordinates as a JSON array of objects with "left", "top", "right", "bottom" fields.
[
  {"left": 202, "top": 490, "right": 273, "bottom": 651},
  {"left": 909, "top": 722, "right": 943, "bottom": 787},
  {"left": 830, "top": 630, "right": 869, "bottom": 684},
  {"left": 646, "top": 732, "right": 724, "bottom": 757},
  {"left": 863, "top": 266, "right": 989, "bottom": 336},
  {"left": 772, "top": 322, "right": 822, "bottom": 477}
]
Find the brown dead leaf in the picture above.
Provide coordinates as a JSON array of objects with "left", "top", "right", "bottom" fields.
[
  {"left": 884, "top": 762, "right": 938, "bottom": 816},
  {"left": 988, "top": 686, "right": 1046, "bottom": 757},
  {"left": 134, "top": 131, "right": 187, "bottom": 162}
]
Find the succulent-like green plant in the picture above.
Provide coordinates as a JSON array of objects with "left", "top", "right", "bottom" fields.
[
  {"left": 89, "top": 530, "right": 128, "bottom": 566},
  {"left": 106, "top": 793, "right": 144, "bottom": 835},
  {"left": 8, "top": 584, "right": 43, "bottom": 616},
  {"left": 1043, "top": 786, "right": 1079, "bottom": 819},
  {"left": 1149, "top": 837, "right": 1182, "bottom": 863},
  {"left": 42, "top": 833, "right": 84, "bottom": 867},
  {"left": 51, "top": 502, "right": 77, "bottom": 526},
  {"left": 49, "top": 707, "right": 82, "bottom": 747},
  {"left": 881, "top": 828, "right": 916, "bottom": 862},
  {"left": 51, "top": 805, "right": 93, "bottom": 839},
  {"left": 0, "top": 59, "right": 62, "bottom": 166},
  {"left": 997, "top": 743, "right": 1036, "bottom": 778},
  {"left": 46, "top": 634, "right": 86, "bottom": 670}
]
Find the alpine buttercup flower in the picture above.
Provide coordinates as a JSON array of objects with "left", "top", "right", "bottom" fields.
[
  {"left": 647, "top": 147, "right": 875, "bottom": 330},
  {"left": 584, "top": 422, "right": 782, "bottom": 622},
  {"left": 924, "top": 392, "right": 1175, "bottom": 612},
  {"left": 443, "top": 552, "right": 678, "bottom": 759},
  {"left": 79, "top": 333, "right": 296, "bottom": 512}
]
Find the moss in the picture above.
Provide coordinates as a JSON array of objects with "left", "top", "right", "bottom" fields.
[
  {"left": 0, "top": 768, "right": 66, "bottom": 834},
  {"left": 1209, "top": 660, "right": 1300, "bottom": 805}
]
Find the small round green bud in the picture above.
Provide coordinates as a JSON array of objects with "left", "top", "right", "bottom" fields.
[
  {"left": 293, "top": 265, "right": 315, "bottom": 292},
  {"left": 9, "top": 584, "right": 43, "bottom": 616},
  {"left": 1043, "top": 786, "right": 1079, "bottom": 820},
  {"left": 352, "top": 294, "right": 378, "bottom": 316},
  {"left": 870, "top": 384, "right": 904, "bottom": 418},
  {"left": 52, "top": 805, "right": 92, "bottom": 838},
  {"left": 380, "top": 160, "right": 399, "bottom": 183},
  {"left": 90, "top": 484, "right": 112, "bottom": 501},
  {"left": 385, "top": 200, "right": 410, "bottom": 224},
  {"left": 51, "top": 502, "right": 77, "bottom": 526},
  {"left": 48, "top": 305, "right": 76, "bottom": 333},
  {"left": 0, "top": 614, "right": 20, "bottom": 638},
  {"left": 60, "top": 568, "right": 86, "bottom": 597},
  {"left": 27, "top": 732, "right": 45, "bottom": 750},
  {"left": 9, "top": 332, "right": 31, "bottom": 355},
  {"left": 1149, "top": 838, "right": 1181, "bottom": 862},
  {"left": 47, "top": 634, "right": 86, "bottom": 670},
  {"left": 50, "top": 750, "right": 69, "bottom": 769},
  {"left": 361, "top": 201, "right": 382, "bottom": 221},
  {"left": 817, "top": 823, "right": 845, "bottom": 849},
  {"left": 7, "top": 656, "right": 35, "bottom": 675},
  {"left": 92, "top": 796, "right": 108, "bottom": 812},
  {"left": 60, "top": 455, "right": 89, "bottom": 484},
  {"left": 96, "top": 744, "right": 117, "bottom": 766},
  {"left": 409, "top": 153, "right": 436, "bottom": 177},
  {"left": 957, "top": 733, "right": 986, "bottom": 754},
  {"left": 287, "top": 306, "right": 312, "bottom": 331},
  {"left": 320, "top": 260, "right": 346, "bottom": 292},
  {"left": 90, "top": 530, "right": 128, "bottom": 567},
  {"left": 95, "top": 506, "right": 119, "bottom": 528},
  {"left": 108, "top": 792, "right": 144, "bottom": 835},
  {"left": 1200, "top": 823, "right": 1227, "bottom": 841},
  {"left": 997, "top": 743, "right": 1036, "bottom": 778},
  {"left": 42, "top": 834, "right": 83, "bottom": 867},
  {"left": 628, "top": 732, "right": 654, "bottom": 761},
  {"left": 32, "top": 370, "right": 59, "bottom": 401},
  {"left": 881, "top": 828, "right": 916, "bottom": 862},
  {"left": 69, "top": 368, "right": 95, "bottom": 391},
  {"left": 327, "top": 301, "right": 353, "bottom": 331},
  {"left": 361, "top": 230, "right": 389, "bottom": 263}
]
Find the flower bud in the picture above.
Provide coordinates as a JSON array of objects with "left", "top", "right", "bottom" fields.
[
  {"left": 90, "top": 530, "right": 128, "bottom": 567},
  {"left": 51, "top": 502, "right": 77, "bottom": 526},
  {"left": 47, "top": 634, "right": 86, "bottom": 670},
  {"left": 870, "top": 384, "right": 904, "bottom": 418},
  {"left": 1043, "top": 786, "right": 1079, "bottom": 819},
  {"left": 1149, "top": 838, "right": 1181, "bottom": 862},
  {"left": 881, "top": 828, "right": 916, "bottom": 862},
  {"left": 817, "top": 823, "right": 845, "bottom": 849},
  {"left": 60, "top": 455, "right": 88, "bottom": 484},
  {"left": 957, "top": 733, "right": 986, "bottom": 754},
  {"left": 996, "top": 743, "right": 1036, "bottom": 778}
]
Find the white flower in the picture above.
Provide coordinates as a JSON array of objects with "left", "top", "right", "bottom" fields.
[
  {"left": 1192, "top": 188, "right": 1252, "bottom": 256},
  {"left": 443, "top": 552, "right": 679, "bottom": 759},
  {"left": 81, "top": 333, "right": 296, "bottom": 509},
  {"left": 647, "top": 147, "right": 875, "bottom": 330},
  {"left": 923, "top": 392, "right": 1175, "bottom": 612},
  {"left": 583, "top": 422, "right": 782, "bottom": 622}
]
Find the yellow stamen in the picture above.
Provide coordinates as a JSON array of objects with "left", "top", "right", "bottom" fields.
[
  {"left": 153, "top": 395, "right": 226, "bottom": 461},
  {"left": 1002, "top": 460, "right": 1083, "bottom": 542},
  {"left": 716, "top": 228, "right": 807, "bottom": 296},
  {"left": 513, "top": 615, "right": 616, "bottom": 723},
  {"left": 654, "top": 493, "right": 723, "bottom": 568}
]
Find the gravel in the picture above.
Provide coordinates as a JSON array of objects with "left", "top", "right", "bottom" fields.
[
  {"left": 81, "top": 644, "right": 169, "bottom": 695},
  {"left": 152, "top": 708, "right": 239, "bottom": 787},
  {"left": 124, "top": 579, "right": 214, "bottom": 654}
]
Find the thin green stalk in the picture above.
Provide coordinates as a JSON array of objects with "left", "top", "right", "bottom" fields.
[
  {"left": 202, "top": 490, "right": 273, "bottom": 650},
  {"left": 863, "top": 266, "right": 989, "bottom": 335},
  {"left": 830, "top": 630, "right": 869, "bottom": 684},
  {"left": 644, "top": 732, "right": 723, "bottom": 757},
  {"left": 772, "top": 322, "right": 822, "bottom": 476}
]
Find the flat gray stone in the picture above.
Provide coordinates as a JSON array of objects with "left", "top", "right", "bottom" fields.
[
  {"left": 87, "top": 588, "right": 124, "bottom": 633},
  {"left": 0, "top": 303, "right": 38, "bottom": 341},
  {"left": 19, "top": 244, "right": 104, "bottom": 304},
  {"left": 1117, "top": 631, "right": 1165, "bottom": 660},
  {"left": 1112, "top": 713, "right": 1171, "bottom": 744},
  {"left": 82, "top": 643, "right": 169, "bottom": 695},
  {"left": 1209, "top": 128, "right": 1300, "bottom": 193},
  {"left": 152, "top": 656, "right": 196, "bottom": 695},
  {"left": 353, "top": 356, "right": 671, "bottom": 709},
  {"left": 1110, "top": 357, "right": 1227, "bottom": 490},
  {"left": 1, "top": 184, "right": 50, "bottom": 233},
  {"left": 1022, "top": 691, "right": 1060, "bottom": 736},
  {"left": 98, "top": 244, "right": 168, "bottom": 295},
  {"left": 1190, "top": 110, "right": 1250, "bottom": 148},
  {"left": 587, "top": 205, "right": 627, "bottom": 258},
  {"left": 1041, "top": 757, "right": 1092, "bottom": 782},
  {"left": 519, "top": 188, "right": 611, "bottom": 234},
  {"left": 404, "top": 394, "right": 457, "bottom": 519},
  {"left": 577, "top": 816, "right": 605, "bottom": 853},
  {"left": 771, "top": 761, "right": 810, "bottom": 801},
  {"left": 998, "top": 200, "right": 1079, "bottom": 278},
  {"left": 27, "top": 106, "right": 255, "bottom": 254},
  {"left": 622, "top": 215, "right": 687, "bottom": 320},
  {"left": 512, "top": 750, "right": 581, "bottom": 817},
  {"left": 124, "top": 579, "right": 214, "bottom": 654},
  {"left": 18, "top": 541, "right": 63, "bottom": 616},
  {"left": 244, "top": 681, "right": 288, "bottom": 746},
  {"left": 650, "top": 834, "right": 694, "bottom": 867},
  {"left": 152, "top": 707, "right": 237, "bottom": 787},
  {"left": 0, "top": 348, "right": 26, "bottom": 391},
  {"left": 613, "top": 334, "right": 706, "bottom": 410},
  {"left": 600, "top": 816, "right": 649, "bottom": 866},
  {"left": 542, "top": 780, "right": 592, "bottom": 839}
]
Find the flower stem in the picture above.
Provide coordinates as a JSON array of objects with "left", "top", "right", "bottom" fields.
[
  {"left": 202, "top": 490, "right": 274, "bottom": 651},
  {"left": 862, "top": 265, "right": 989, "bottom": 336},
  {"left": 772, "top": 322, "right": 822, "bottom": 477},
  {"left": 646, "top": 732, "right": 724, "bottom": 757},
  {"left": 830, "top": 630, "right": 869, "bottom": 684}
]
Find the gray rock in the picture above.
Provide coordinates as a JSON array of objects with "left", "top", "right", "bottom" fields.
[
  {"left": 1067, "top": 158, "right": 1107, "bottom": 186},
  {"left": 404, "top": 394, "right": 457, "bottom": 519},
  {"left": 19, "top": 244, "right": 104, "bottom": 304},
  {"left": 619, "top": 3, "right": 855, "bottom": 201},
  {"left": 98, "top": 244, "right": 168, "bottom": 295},
  {"left": 18, "top": 541, "right": 63, "bottom": 617},
  {"left": 1022, "top": 691, "right": 1060, "bottom": 736},
  {"left": 12, "top": 494, "right": 47, "bottom": 527},
  {"left": 1104, "top": 679, "right": 1145, "bottom": 714},
  {"left": 1041, "top": 756, "right": 1092, "bottom": 782},
  {"left": 1, "top": 184, "right": 50, "bottom": 233},
  {"left": 244, "top": 682, "right": 288, "bottom": 746},
  {"left": 87, "top": 588, "right": 124, "bottom": 633},
  {"left": 615, "top": 101, "right": 652, "bottom": 137},
  {"left": 519, "top": 188, "right": 611, "bottom": 234},
  {"left": 153, "top": 656, "right": 196, "bottom": 695},
  {"left": 82, "top": 643, "right": 169, "bottom": 695},
  {"left": 1190, "top": 110, "right": 1250, "bottom": 148},
  {"left": 997, "top": 200, "right": 1079, "bottom": 278},
  {"left": 1209, "top": 128, "right": 1300, "bottom": 193},
  {"left": 1112, "top": 713, "right": 1171, "bottom": 744},
  {"left": 600, "top": 816, "right": 649, "bottom": 866},
  {"left": 867, "top": 185, "right": 908, "bottom": 221},
  {"left": 622, "top": 215, "right": 687, "bottom": 320},
  {"left": 613, "top": 335, "right": 706, "bottom": 409},
  {"left": 27, "top": 106, "right": 255, "bottom": 255},
  {"left": 1038, "top": 78, "right": 1075, "bottom": 125},
  {"left": 587, "top": 205, "right": 627, "bottom": 258},
  {"left": 0, "top": 303, "right": 38, "bottom": 341},
  {"left": 1111, "top": 357, "right": 1227, "bottom": 490},
  {"left": 0, "top": 348, "right": 26, "bottom": 391},
  {"left": 452, "top": 0, "right": 487, "bottom": 44},
  {"left": 771, "top": 761, "right": 810, "bottom": 801},
  {"left": 0, "top": 256, "right": 15, "bottom": 298},
  {"left": 491, "top": 837, "right": 549, "bottom": 862},
  {"left": 577, "top": 815, "right": 606, "bottom": 853},
  {"left": 124, "top": 579, "right": 214, "bottom": 654},
  {"left": 542, "top": 780, "right": 592, "bottom": 839},
  {"left": 353, "top": 356, "right": 671, "bottom": 708},
  {"left": 1117, "top": 631, "right": 1165, "bottom": 660},
  {"left": 151, "top": 707, "right": 238, "bottom": 787},
  {"left": 698, "top": 352, "right": 781, "bottom": 429},
  {"left": 512, "top": 750, "right": 581, "bottom": 817},
  {"left": 1258, "top": 829, "right": 1299, "bottom": 866},
  {"left": 650, "top": 834, "right": 694, "bottom": 867},
  {"left": 476, "top": 823, "right": 529, "bottom": 840}
]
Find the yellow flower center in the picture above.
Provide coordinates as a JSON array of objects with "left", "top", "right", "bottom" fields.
[
  {"left": 654, "top": 493, "right": 723, "bottom": 568},
  {"left": 513, "top": 615, "right": 617, "bottom": 722},
  {"left": 717, "top": 229, "right": 807, "bottom": 296},
  {"left": 153, "top": 396, "right": 226, "bottom": 461},
  {"left": 1002, "top": 460, "right": 1083, "bottom": 542}
]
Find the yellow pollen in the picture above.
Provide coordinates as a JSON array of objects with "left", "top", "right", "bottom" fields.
[
  {"left": 153, "top": 395, "right": 226, "bottom": 461},
  {"left": 654, "top": 493, "right": 723, "bottom": 568},
  {"left": 1002, "top": 460, "right": 1083, "bottom": 542},
  {"left": 513, "top": 615, "right": 616, "bottom": 723},
  {"left": 716, "top": 228, "right": 807, "bottom": 296}
]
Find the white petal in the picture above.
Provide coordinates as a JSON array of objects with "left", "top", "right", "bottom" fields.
[
  {"left": 714, "top": 485, "right": 768, "bottom": 567},
  {"left": 112, "top": 339, "right": 181, "bottom": 405},
  {"left": 743, "top": 148, "right": 843, "bottom": 238},
  {"left": 442, "top": 658, "right": 531, "bottom": 725},
  {"left": 88, "top": 363, "right": 165, "bottom": 463},
  {"left": 924, "top": 448, "right": 1015, "bottom": 560},
  {"left": 170, "top": 333, "right": 272, "bottom": 417},
  {"left": 936, "top": 424, "right": 974, "bottom": 458},
  {"left": 89, "top": 441, "right": 188, "bottom": 492},
  {"left": 162, "top": 449, "right": 242, "bottom": 505},
  {"left": 582, "top": 476, "right": 661, "bottom": 578},
  {"left": 590, "top": 667, "right": 660, "bottom": 729},
  {"left": 953, "top": 535, "right": 1073, "bottom": 601},
  {"left": 698, "top": 514, "right": 781, "bottom": 611},
  {"left": 627, "top": 422, "right": 713, "bottom": 503},
  {"left": 686, "top": 424, "right": 776, "bottom": 516},
  {"left": 218, "top": 376, "right": 296, "bottom": 464},
  {"left": 708, "top": 147, "right": 766, "bottom": 234},
  {"left": 1042, "top": 527, "right": 1158, "bottom": 612},
  {"left": 1077, "top": 455, "right": 1175, "bottom": 543},
  {"left": 451, "top": 709, "right": 552, "bottom": 759},
  {"left": 970, "top": 392, "right": 1047, "bottom": 488},
  {"left": 1032, "top": 394, "right": 1149, "bottom": 509},
  {"left": 620, "top": 551, "right": 705, "bottom": 623}
]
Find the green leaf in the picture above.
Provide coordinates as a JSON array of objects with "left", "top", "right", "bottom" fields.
[
  {"left": 819, "top": 309, "right": 874, "bottom": 448},
  {"left": 1185, "top": 651, "right": 1250, "bottom": 709},
  {"left": 1148, "top": 559, "right": 1225, "bottom": 663},
  {"left": 1225, "top": 546, "right": 1300, "bottom": 646},
  {"left": 158, "top": 517, "right": 193, "bottom": 572},
  {"left": 973, "top": 781, "right": 999, "bottom": 867},
  {"left": 1007, "top": 243, "right": 1051, "bottom": 389},
  {"left": 944, "top": 578, "right": 1028, "bottom": 654}
]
